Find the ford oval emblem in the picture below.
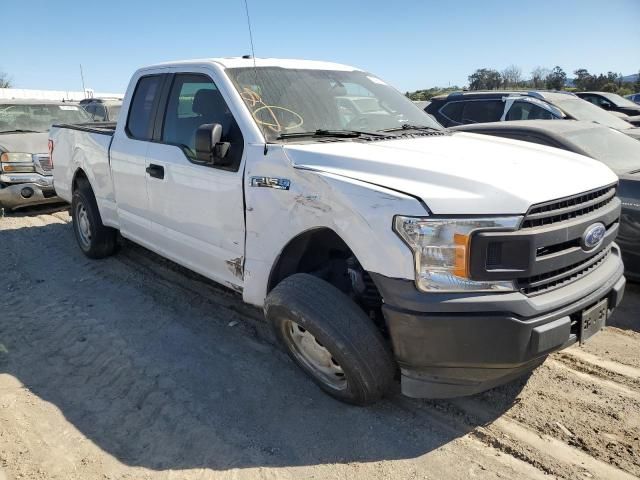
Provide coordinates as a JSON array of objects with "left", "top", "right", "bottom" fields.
[{"left": 581, "top": 223, "right": 606, "bottom": 251}]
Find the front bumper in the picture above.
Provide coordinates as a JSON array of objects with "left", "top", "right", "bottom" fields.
[
  {"left": 0, "top": 175, "right": 60, "bottom": 210},
  {"left": 372, "top": 245, "right": 626, "bottom": 398}
]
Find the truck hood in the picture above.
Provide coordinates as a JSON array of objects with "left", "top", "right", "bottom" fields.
[
  {"left": 0, "top": 132, "right": 49, "bottom": 154},
  {"left": 284, "top": 132, "right": 618, "bottom": 215}
]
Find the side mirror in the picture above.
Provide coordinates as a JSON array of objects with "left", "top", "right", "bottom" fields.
[{"left": 195, "top": 123, "right": 231, "bottom": 165}]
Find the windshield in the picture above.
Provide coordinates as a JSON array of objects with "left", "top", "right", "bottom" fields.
[
  {"left": 0, "top": 103, "right": 91, "bottom": 133},
  {"left": 226, "top": 67, "right": 442, "bottom": 141},
  {"left": 566, "top": 127, "right": 640, "bottom": 174},
  {"left": 599, "top": 92, "right": 640, "bottom": 108},
  {"left": 553, "top": 97, "right": 632, "bottom": 130}
]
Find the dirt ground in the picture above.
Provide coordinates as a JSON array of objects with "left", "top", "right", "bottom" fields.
[{"left": 1, "top": 209, "right": 639, "bottom": 480}]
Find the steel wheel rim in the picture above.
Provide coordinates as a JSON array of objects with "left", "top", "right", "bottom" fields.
[
  {"left": 75, "top": 202, "right": 92, "bottom": 249},
  {"left": 282, "top": 319, "right": 347, "bottom": 390}
]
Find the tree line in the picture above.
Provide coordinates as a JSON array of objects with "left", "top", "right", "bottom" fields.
[
  {"left": 0, "top": 70, "right": 11, "bottom": 88},
  {"left": 407, "top": 66, "right": 640, "bottom": 101}
]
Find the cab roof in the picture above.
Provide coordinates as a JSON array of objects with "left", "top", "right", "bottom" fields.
[{"left": 146, "top": 57, "right": 362, "bottom": 72}]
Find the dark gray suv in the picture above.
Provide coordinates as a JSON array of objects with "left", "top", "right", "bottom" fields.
[{"left": 425, "top": 90, "right": 640, "bottom": 140}]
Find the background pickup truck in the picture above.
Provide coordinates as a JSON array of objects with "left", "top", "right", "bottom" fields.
[
  {"left": 51, "top": 57, "right": 626, "bottom": 405},
  {"left": 0, "top": 99, "right": 90, "bottom": 211}
]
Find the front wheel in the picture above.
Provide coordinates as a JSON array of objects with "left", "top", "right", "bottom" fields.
[
  {"left": 71, "top": 180, "right": 118, "bottom": 259},
  {"left": 265, "top": 273, "right": 396, "bottom": 405}
]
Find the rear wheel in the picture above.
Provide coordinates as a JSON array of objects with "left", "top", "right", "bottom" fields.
[
  {"left": 265, "top": 273, "right": 396, "bottom": 405},
  {"left": 71, "top": 179, "right": 118, "bottom": 259}
]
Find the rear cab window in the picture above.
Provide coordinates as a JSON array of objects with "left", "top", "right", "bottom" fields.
[{"left": 126, "top": 75, "right": 164, "bottom": 140}]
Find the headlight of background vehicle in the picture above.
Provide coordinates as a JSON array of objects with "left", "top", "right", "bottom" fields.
[
  {"left": 0, "top": 152, "right": 35, "bottom": 173},
  {"left": 394, "top": 216, "right": 522, "bottom": 292}
]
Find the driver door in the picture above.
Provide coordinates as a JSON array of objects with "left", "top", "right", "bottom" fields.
[{"left": 144, "top": 71, "right": 246, "bottom": 289}]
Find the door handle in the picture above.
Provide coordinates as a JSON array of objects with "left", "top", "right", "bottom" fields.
[{"left": 146, "top": 164, "right": 164, "bottom": 179}]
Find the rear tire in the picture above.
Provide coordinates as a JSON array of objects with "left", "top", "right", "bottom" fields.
[
  {"left": 265, "top": 273, "right": 396, "bottom": 405},
  {"left": 71, "top": 179, "right": 118, "bottom": 259}
]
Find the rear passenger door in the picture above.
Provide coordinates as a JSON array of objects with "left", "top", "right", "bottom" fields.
[
  {"left": 143, "top": 71, "right": 246, "bottom": 289},
  {"left": 110, "top": 72, "right": 167, "bottom": 243}
]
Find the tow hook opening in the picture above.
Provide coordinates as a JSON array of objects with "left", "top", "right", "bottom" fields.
[{"left": 20, "top": 187, "right": 35, "bottom": 199}]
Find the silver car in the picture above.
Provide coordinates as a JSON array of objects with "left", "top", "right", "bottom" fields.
[{"left": 0, "top": 99, "right": 91, "bottom": 211}]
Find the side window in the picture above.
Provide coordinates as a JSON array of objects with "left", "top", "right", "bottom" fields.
[
  {"left": 162, "top": 73, "right": 244, "bottom": 170},
  {"left": 127, "top": 75, "right": 163, "bottom": 140},
  {"left": 84, "top": 104, "right": 96, "bottom": 120},
  {"left": 461, "top": 100, "right": 504, "bottom": 124},
  {"left": 93, "top": 104, "right": 107, "bottom": 121},
  {"left": 506, "top": 101, "right": 554, "bottom": 121},
  {"left": 440, "top": 101, "right": 464, "bottom": 124}
]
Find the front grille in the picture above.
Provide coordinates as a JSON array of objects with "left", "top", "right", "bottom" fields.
[
  {"left": 522, "top": 185, "right": 616, "bottom": 229},
  {"left": 518, "top": 247, "right": 611, "bottom": 296},
  {"left": 36, "top": 154, "right": 52, "bottom": 172},
  {"left": 469, "top": 184, "right": 621, "bottom": 296}
]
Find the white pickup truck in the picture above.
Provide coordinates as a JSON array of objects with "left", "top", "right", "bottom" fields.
[{"left": 50, "top": 58, "right": 625, "bottom": 405}]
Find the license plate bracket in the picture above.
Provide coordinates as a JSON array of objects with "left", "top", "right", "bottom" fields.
[{"left": 580, "top": 299, "right": 608, "bottom": 344}]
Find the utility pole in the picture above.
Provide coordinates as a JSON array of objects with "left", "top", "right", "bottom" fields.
[{"left": 80, "top": 64, "right": 86, "bottom": 98}]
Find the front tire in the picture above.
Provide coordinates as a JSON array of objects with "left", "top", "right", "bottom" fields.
[
  {"left": 265, "top": 273, "right": 396, "bottom": 405},
  {"left": 71, "top": 179, "right": 118, "bottom": 259}
]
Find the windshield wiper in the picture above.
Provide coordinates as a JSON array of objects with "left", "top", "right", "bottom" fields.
[
  {"left": 381, "top": 123, "right": 441, "bottom": 133},
  {"left": 277, "top": 129, "right": 387, "bottom": 140},
  {"left": 0, "top": 129, "right": 44, "bottom": 134}
]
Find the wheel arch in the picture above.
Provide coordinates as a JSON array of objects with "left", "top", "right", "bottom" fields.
[
  {"left": 72, "top": 167, "right": 90, "bottom": 192},
  {"left": 267, "top": 226, "right": 359, "bottom": 294}
]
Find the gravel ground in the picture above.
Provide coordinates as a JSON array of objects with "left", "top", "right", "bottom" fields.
[{"left": 1, "top": 210, "right": 639, "bottom": 480}]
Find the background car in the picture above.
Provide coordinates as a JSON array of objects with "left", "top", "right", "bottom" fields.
[
  {"left": 625, "top": 93, "right": 640, "bottom": 105},
  {"left": 425, "top": 90, "right": 640, "bottom": 140},
  {"left": 79, "top": 98, "right": 122, "bottom": 122},
  {"left": 0, "top": 99, "right": 91, "bottom": 210},
  {"left": 450, "top": 119, "right": 640, "bottom": 280},
  {"left": 576, "top": 91, "right": 640, "bottom": 118}
]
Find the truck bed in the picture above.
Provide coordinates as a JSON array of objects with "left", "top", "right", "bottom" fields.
[{"left": 50, "top": 122, "right": 116, "bottom": 209}]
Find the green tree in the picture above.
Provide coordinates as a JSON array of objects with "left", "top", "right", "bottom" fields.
[
  {"left": 531, "top": 67, "right": 550, "bottom": 89},
  {"left": 573, "top": 68, "right": 593, "bottom": 91},
  {"left": 601, "top": 82, "right": 618, "bottom": 93},
  {"left": 635, "top": 70, "right": 640, "bottom": 93},
  {"left": 406, "top": 86, "right": 461, "bottom": 101},
  {"left": 501, "top": 65, "right": 522, "bottom": 89},
  {"left": 468, "top": 68, "right": 502, "bottom": 90},
  {"left": 545, "top": 66, "right": 567, "bottom": 90},
  {"left": 0, "top": 71, "right": 11, "bottom": 88}
]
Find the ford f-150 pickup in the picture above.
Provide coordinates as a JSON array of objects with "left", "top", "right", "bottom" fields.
[{"left": 50, "top": 58, "right": 626, "bottom": 405}]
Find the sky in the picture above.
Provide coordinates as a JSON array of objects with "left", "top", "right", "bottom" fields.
[{"left": 2, "top": 0, "right": 639, "bottom": 94}]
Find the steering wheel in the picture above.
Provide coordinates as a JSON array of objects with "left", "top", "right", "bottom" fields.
[{"left": 252, "top": 105, "right": 304, "bottom": 133}]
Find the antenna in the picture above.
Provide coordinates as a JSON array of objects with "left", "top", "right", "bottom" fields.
[
  {"left": 80, "top": 64, "right": 87, "bottom": 99},
  {"left": 242, "top": 0, "right": 268, "bottom": 154}
]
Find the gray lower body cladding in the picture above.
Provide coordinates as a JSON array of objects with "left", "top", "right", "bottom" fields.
[{"left": 371, "top": 247, "right": 626, "bottom": 398}]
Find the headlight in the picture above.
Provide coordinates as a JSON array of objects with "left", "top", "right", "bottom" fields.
[
  {"left": 394, "top": 216, "right": 522, "bottom": 292},
  {"left": 0, "top": 152, "right": 35, "bottom": 173}
]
